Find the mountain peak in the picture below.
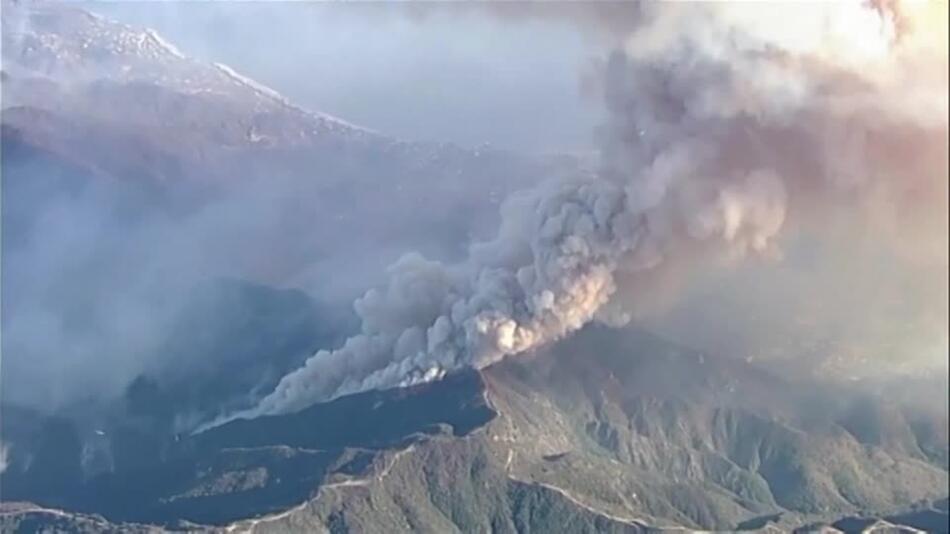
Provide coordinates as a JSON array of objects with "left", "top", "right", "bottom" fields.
[{"left": 2, "top": 1, "right": 371, "bottom": 137}]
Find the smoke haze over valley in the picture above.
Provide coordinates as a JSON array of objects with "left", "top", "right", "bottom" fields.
[{"left": 0, "top": 1, "right": 947, "bottom": 532}]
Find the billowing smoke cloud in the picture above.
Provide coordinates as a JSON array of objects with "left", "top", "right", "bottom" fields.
[{"left": 217, "top": 0, "right": 946, "bottom": 423}]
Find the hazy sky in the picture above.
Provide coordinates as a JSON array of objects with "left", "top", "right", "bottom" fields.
[{"left": 89, "top": 2, "right": 607, "bottom": 153}]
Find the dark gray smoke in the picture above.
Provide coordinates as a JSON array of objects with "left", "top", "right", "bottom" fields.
[{"left": 213, "top": 0, "right": 946, "bottom": 425}]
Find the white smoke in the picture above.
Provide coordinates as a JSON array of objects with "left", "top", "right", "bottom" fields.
[{"left": 211, "top": 0, "right": 947, "bottom": 424}]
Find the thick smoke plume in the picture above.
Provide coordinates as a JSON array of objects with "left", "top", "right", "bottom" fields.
[{"left": 223, "top": 0, "right": 947, "bottom": 422}]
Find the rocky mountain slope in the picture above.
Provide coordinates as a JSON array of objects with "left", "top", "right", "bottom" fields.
[{"left": 3, "top": 327, "right": 946, "bottom": 532}]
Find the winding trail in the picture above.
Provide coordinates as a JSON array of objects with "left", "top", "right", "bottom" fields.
[{"left": 223, "top": 445, "right": 415, "bottom": 533}]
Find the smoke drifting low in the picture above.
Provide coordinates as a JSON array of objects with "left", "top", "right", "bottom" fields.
[{"left": 227, "top": 0, "right": 947, "bottom": 422}]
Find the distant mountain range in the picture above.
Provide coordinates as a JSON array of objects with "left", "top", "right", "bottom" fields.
[{"left": 1, "top": 0, "right": 583, "bottom": 289}]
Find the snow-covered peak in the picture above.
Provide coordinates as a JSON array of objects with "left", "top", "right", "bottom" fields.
[
  {"left": 1, "top": 1, "right": 373, "bottom": 137},
  {"left": 3, "top": 2, "right": 188, "bottom": 73},
  {"left": 211, "top": 61, "right": 371, "bottom": 134},
  {"left": 143, "top": 28, "right": 185, "bottom": 60}
]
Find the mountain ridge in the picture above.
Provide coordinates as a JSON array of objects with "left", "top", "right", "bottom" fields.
[{"left": 3, "top": 327, "right": 945, "bottom": 532}]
